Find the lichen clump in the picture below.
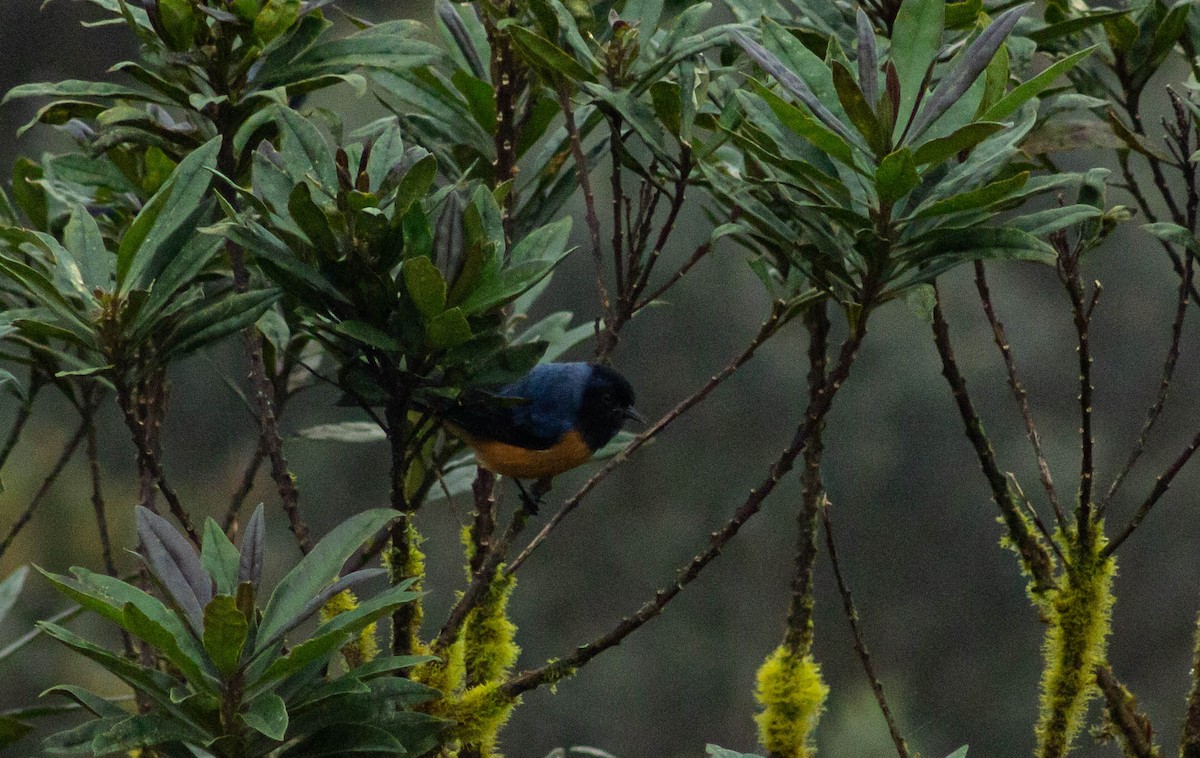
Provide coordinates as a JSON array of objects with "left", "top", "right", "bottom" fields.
[
  {"left": 319, "top": 588, "right": 379, "bottom": 669},
  {"left": 1035, "top": 528, "right": 1116, "bottom": 757},
  {"left": 754, "top": 645, "right": 830, "bottom": 757}
]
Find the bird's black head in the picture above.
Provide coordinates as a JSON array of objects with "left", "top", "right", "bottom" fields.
[{"left": 577, "top": 364, "right": 642, "bottom": 451}]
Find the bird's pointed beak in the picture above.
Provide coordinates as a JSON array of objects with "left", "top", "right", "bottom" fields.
[{"left": 622, "top": 406, "right": 646, "bottom": 424}]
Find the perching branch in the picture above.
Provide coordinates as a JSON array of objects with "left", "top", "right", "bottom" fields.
[
  {"left": 82, "top": 391, "right": 116, "bottom": 577},
  {"left": 507, "top": 301, "right": 789, "bottom": 574}
]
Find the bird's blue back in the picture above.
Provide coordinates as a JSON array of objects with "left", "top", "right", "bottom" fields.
[{"left": 449, "top": 362, "right": 593, "bottom": 450}]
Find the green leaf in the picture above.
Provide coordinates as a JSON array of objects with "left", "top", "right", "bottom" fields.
[
  {"left": 876, "top": 148, "right": 920, "bottom": 202},
  {"left": 426, "top": 307, "right": 472, "bottom": 349},
  {"left": 508, "top": 25, "right": 595, "bottom": 83},
  {"left": 201, "top": 519, "right": 240, "bottom": 597},
  {"left": 907, "top": 4, "right": 1031, "bottom": 141},
  {"left": 275, "top": 107, "right": 338, "bottom": 189},
  {"left": 288, "top": 183, "right": 340, "bottom": 252},
  {"left": 254, "top": 0, "right": 300, "bottom": 44},
  {"left": 63, "top": 208, "right": 113, "bottom": 292},
  {"left": 1027, "top": 10, "right": 1124, "bottom": 44},
  {"left": 0, "top": 566, "right": 28, "bottom": 625},
  {"left": 122, "top": 602, "right": 218, "bottom": 692},
  {"left": 742, "top": 86, "right": 858, "bottom": 171},
  {"left": 332, "top": 320, "right": 401, "bottom": 351},
  {"left": 43, "top": 717, "right": 125, "bottom": 754},
  {"left": 2, "top": 80, "right": 160, "bottom": 106},
  {"left": 1010, "top": 204, "right": 1102, "bottom": 237},
  {"left": 242, "top": 693, "right": 288, "bottom": 741},
  {"left": 202, "top": 595, "right": 248, "bottom": 675},
  {"left": 162, "top": 289, "right": 281, "bottom": 360},
  {"left": 117, "top": 137, "right": 221, "bottom": 293},
  {"left": 912, "top": 122, "right": 1005, "bottom": 167},
  {"left": 944, "top": 748, "right": 969, "bottom": 758},
  {"left": 981, "top": 47, "right": 1097, "bottom": 123},
  {"left": 279, "top": 723, "right": 406, "bottom": 756},
  {"left": 256, "top": 509, "right": 400, "bottom": 651},
  {"left": 914, "top": 171, "right": 1030, "bottom": 218},
  {"left": 157, "top": 0, "right": 197, "bottom": 49},
  {"left": 907, "top": 226, "right": 1056, "bottom": 266},
  {"left": 891, "top": 0, "right": 944, "bottom": 137},
  {"left": 402, "top": 256, "right": 448, "bottom": 318},
  {"left": 297, "top": 421, "right": 387, "bottom": 442},
  {"left": 12, "top": 158, "right": 47, "bottom": 231},
  {"left": 394, "top": 153, "right": 438, "bottom": 216},
  {"left": 832, "top": 61, "right": 884, "bottom": 154},
  {"left": 41, "top": 684, "right": 128, "bottom": 719},
  {"left": 90, "top": 712, "right": 204, "bottom": 754},
  {"left": 0, "top": 716, "right": 31, "bottom": 749}
]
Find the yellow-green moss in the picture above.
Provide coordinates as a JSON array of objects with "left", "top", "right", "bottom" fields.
[
  {"left": 414, "top": 636, "right": 466, "bottom": 696},
  {"left": 441, "top": 682, "right": 520, "bottom": 757},
  {"left": 753, "top": 645, "right": 829, "bottom": 758},
  {"left": 463, "top": 569, "right": 519, "bottom": 687},
  {"left": 1035, "top": 527, "right": 1116, "bottom": 758},
  {"left": 381, "top": 519, "right": 426, "bottom": 655},
  {"left": 319, "top": 588, "right": 379, "bottom": 669}
]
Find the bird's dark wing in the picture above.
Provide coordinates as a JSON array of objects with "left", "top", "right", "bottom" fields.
[{"left": 444, "top": 396, "right": 568, "bottom": 449}]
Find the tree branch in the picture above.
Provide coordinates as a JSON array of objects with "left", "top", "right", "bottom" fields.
[{"left": 0, "top": 422, "right": 86, "bottom": 561}]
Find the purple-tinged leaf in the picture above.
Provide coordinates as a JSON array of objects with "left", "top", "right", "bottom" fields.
[
  {"left": 436, "top": 0, "right": 486, "bottom": 79},
  {"left": 238, "top": 503, "right": 266, "bottom": 588},
  {"left": 856, "top": 10, "right": 879, "bottom": 108},
  {"left": 906, "top": 4, "right": 1032, "bottom": 142},
  {"left": 730, "top": 30, "right": 859, "bottom": 148},
  {"left": 136, "top": 506, "right": 211, "bottom": 634}
]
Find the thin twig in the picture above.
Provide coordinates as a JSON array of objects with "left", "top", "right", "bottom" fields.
[
  {"left": 1102, "top": 425, "right": 1200, "bottom": 557},
  {"left": 223, "top": 444, "right": 265, "bottom": 536},
  {"left": 0, "top": 422, "right": 86, "bottom": 561},
  {"left": 555, "top": 84, "right": 612, "bottom": 332},
  {"left": 468, "top": 469, "right": 497, "bottom": 577},
  {"left": 0, "top": 380, "right": 38, "bottom": 473},
  {"left": 1095, "top": 664, "right": 1160, "bottom": 758},
  {"left": 821, "top": 498, "right": 911, "bottom": 758},
  {"left": 501, "top": 322, "right": 868, "bottom": 698},
  {"left": 974, "top": 261, "right": 1065, "bottom": 527},
  {"left": 506, "top": 302, "right": 788, "bottom": 574},
  {"left": 1057, "top": 236, "right": 1097, "bottom": 549},
  {"left": 628, "top": 149, "right": 694, "bottom": 309},
  {"left": 82, "top": 393, "right": 116, "bottom": 577},
  {"left": 1100, "top": 247, "right": 1191, "bottom": 514},
  {"left": 930, "top": 290, "right": 1056, "bottom": 591},
  {"left": 633, "top": 240, "right": 714, "bottom": 312}
]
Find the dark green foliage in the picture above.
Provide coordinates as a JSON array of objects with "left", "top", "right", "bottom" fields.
[{"left": 37, "top": 506, "right": 441, "bottom": 756}]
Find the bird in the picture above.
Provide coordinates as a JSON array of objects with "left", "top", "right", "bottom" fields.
[{"left": 442, "top": 362, "right": 644, "bottom": 511}]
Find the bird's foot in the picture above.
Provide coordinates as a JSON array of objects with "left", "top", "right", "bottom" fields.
[{"left": 514, "top": 477, "right": 553, "bottom": 516}]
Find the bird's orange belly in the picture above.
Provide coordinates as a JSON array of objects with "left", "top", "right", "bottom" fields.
[{"left": 464, "top": 429, "right": 594, "bottom": 479}]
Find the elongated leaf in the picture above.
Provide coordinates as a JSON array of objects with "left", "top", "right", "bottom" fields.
[
  {"left": 912, "top": 122, "right": 1005, "bottom": 167},
  {"left": 832, "top": 61, "right": 884, "bottom": 153},
  {"left": 279, "top": 723, "right": 406, "bottom": 756},
  {"left": 43, "top": 716, "right": 125, "bottom": 754},
  {"left": 914, "top": 171, "right": 1030, "bottom": 218},
  {"left": 907, "top": 4, "right": 1031, "bottom": 141},
  {"left": 200, "top": 519, "right": 241, "bottom": 597},
  {"left": 297, "top": 421, "right": 387, "bottom": 442},
  {"left": 876, "top": 148, "right": 920, "bottom": 202},
  {"left": 730, "top": 30, "right": 860, "bottom": 148},
  {"left": 2, "top": 80, "right": 160, "bottom": 105},
  {"left": 891, "top": 0, "right": 944, "bottom": 136},
  {"left": 136, "top": 506, "right": 211, "bottom": 634},
  {"left": 40, "top": 685, "right": 128, "bottom": 719},
  {"left": 856, "top": 9, "right": 879, "bottom": 108},
  {"left": 261, "top": 569, "right": 386, "bottom": 653},
  {"left": 981, "top": 46, "right": 1096, "bottom": 123},
  {"left": 275, "top": 107, "right": 338, "bottom": 189},
  {"left": 122, "top": 602, "right": 218, "bottom": 692},
  {"left": 508, "top": 25, "right": 595, "bottom": 83},
  {"left": 0, "top": 566, "right": 28, "bottom": 624},
  {"left": 256, "top": 509, "right": 399, "bottom": 651},
  {"left": 162, "top": 289, "right": 281, "bottom": 359},
  {"left": 1010, "top": 204, "right": 1102, "bottom": 236},
  {"left": 117, "top": 138, "right": 221, "bottom": 293},
  {"left": 238, "top": 503, "right": 266, "bottom": 587},
  {"left": 37, "top": 623, "right": 182, "bottom": 712},
  {"left": 402, "top": 256, "right": 448, "bottom": 318},
  {"left": 63, "top": 208, "right": 113, "bottom": 292}
]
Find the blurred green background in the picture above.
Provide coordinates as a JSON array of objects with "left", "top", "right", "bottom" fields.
[{"left": 1, "top": 2, "right": 1199, "bottom": 756}]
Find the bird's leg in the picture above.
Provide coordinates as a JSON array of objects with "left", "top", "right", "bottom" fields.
[{"left": 514, "top": 478, "right": 540, "bottom": 515}]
